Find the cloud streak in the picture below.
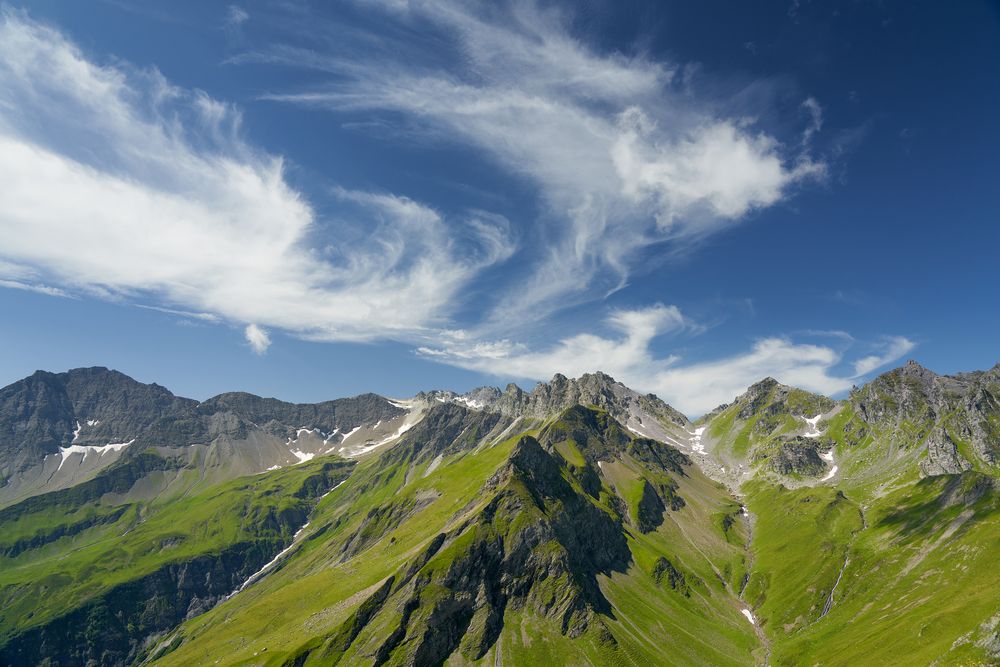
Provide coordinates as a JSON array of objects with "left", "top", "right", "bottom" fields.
[
  {"left": 0, "top": 9, "right": 511, "bottom": 346},
  {"left": 0, "top": 6, "right": 914, "bottom": 402},
  {"left": 852, "top": 336, "right": 916, "bottom": 377},
  {"left": 420, "top": 305, "right": 915, "bottom": 416},
  {"left": 256, "top": 0, "right": 825, "bottom": 329}
]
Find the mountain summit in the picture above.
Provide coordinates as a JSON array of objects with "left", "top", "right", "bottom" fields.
[{"left": 0, "top": 362, "right": 998, "bottom": 666}]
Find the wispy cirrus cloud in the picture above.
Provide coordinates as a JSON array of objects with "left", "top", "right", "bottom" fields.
[
  {"left": 0, "top": 9, "right": 512, "bottom": 344},
  {"left": 226, "top": 5, "right": 248, "bottom": 28},
  {"left": 254, "top": 0, "right": 826, "bottom": 330},
  {"left": 0, "top": 6, "right": 915, "bottom": 408},
  {"left": 852, "top": 336, "right": 916, "bottom": 377}
]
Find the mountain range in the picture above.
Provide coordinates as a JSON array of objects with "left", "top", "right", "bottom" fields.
[{"left": 0, "top": 362, "right": 998, "bottom": 666}]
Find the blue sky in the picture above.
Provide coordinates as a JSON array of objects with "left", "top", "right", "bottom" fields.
[{"left": 0, "top": 0, "right": 997, "bottom": 414}]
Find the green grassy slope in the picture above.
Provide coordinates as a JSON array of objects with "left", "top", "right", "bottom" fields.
[
  {"left": 747, "top": 472, "right": 1000, "bottom": 666},
  {"left": 3, "top": 367, "right": 999, "bottom": 667},
  {"left": 0, "top": 453, "right": 352, "bottom": 665},
  {"left": 705, "top": 366, "right": 1000, "bottom": 666},
  {"left": 151, "top": 405, "right": 759, "bottom": 666}
]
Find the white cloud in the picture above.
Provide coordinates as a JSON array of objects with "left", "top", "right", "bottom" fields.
[
  {"left": 420, "top": 304, "right": 915, "bottom": 416},
  {"left": 801, "top": 97, "right": 823, "bottom": 145},
  {"left": 258, "top": 0, "right": 825, "bottom": 327},
  {"left": 0, "top": 7, "right": 886, "bottom": 408},
  {"left": 419, "top": 303, "right": 687, "bottom": 380},
  {"left": 0, "top": 10, "right": 512, "bottom": 346},
  {"left": 0, "top": 279, "right": 72, "bottom": 298},
  {"left": 227, "top": 5, "right": 249, "bottom": 27},
  {"left": 244, "top": 323, "right": 271, "bottom": 355},
  {"left": 852, "top": 336, "right": 916, "bottom": 377}
]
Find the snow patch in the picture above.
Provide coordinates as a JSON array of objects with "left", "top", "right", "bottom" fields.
[
  {"left": 318, "top": 479, "right": 346, "bottom": 501},
  {"left": 741, "top": 608, "right": 756, "bottom": 624},
  {"left": 286, "top": 427, "right": 331, "bottom": 449},
  {"left": 453, "top": 395, "right": 485, "bottom": 410},
  {"left": 820, "top": 449, "right": 834, "bottom": 462},
  {"left": 290, "top": 450, "right": 315, "bottom": 464},
  {"left": 625, "top": 418, "right": 687, "bottom": 451},
  {"left": 346, "top": 421, "right": 414, "bottom": 458},
  {"left": 661, "top": 434, "right": 686, "bottom": 449},
  {"left": 232, "top": 478, "right": 349, "bottom": 597},
  {"left": 688, "top": 426, "right": 707, "bottom": 454},
  {"left": 803, "top": 414, "right": 823, "bottom": 438},
  {"left": 86, "top": 419, "right": 100, "bottom": 427},
  {"left": 56, "top": 440, "right": 133, "bottom": 471},
  {"left": 232, "top": 521, "right": 311, "bottom": 595},
  {"left": 626, "top": 422, "right": 652, "bottom": 438},
  {"left": 72, "top": 421, "right": 82, "bottom": 442},
  {"left": 340, "top": 425, "right": 362, "bottom": 441},
  {"left": 821, "top": 465, "right": 839, "bottom": 482}
]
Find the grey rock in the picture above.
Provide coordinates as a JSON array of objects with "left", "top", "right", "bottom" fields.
[
  {"left": 852, "top": 360, "right": 1000, "bottom": 475},
  {"left": 920, "top": 426, "right": 973, "bottom": 476},
  {"left": 767, "top": 437, "right": 828, "bottom": 477},
  {"left": 0, "top": 367, "right": 403, "bottom": 481}
]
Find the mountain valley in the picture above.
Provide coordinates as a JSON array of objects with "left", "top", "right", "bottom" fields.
[{"left": 1, "top": 363, "right": 998, "bottom": 666}]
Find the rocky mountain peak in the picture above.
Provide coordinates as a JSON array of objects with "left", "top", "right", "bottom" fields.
[
  {"left": 751, "top": 376, "right": 780, "bottom": 390},
  {"left": 424, "top": 372, "right": 689, "bottom": 431},
  {"left": 0, "top": 368, "right": 404, "bottom": 490},
  {"left": 851, "top": 361, "right": 1000, "bottom": 472},
  {"left": 706, "top": 376, "right": 837, "bottom": 426}
]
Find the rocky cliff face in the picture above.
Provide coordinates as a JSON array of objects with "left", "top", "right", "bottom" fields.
[
  {"left": 286, "top": 436, "right": 633, "bottom": 666},
  {"left": 0, "top": 367, "right": 402, "bottom": 488},
  {"left": 424, "top": 371, "right": 689, "bottom": 435},
  {"left": 0, "top": 368, "right": 197, "bottom": 475},
  {"left": 764, "top": 437, "right": 827, "bottom": 477},
  {"left": 378, "top": 403, "right": 508, "bottom": 469},
  {"left": 851, "top": 360, "right": 1000, "bottom": 474},
  {"left": 281, "top": 404, "right": 696, "bottom": 666}
]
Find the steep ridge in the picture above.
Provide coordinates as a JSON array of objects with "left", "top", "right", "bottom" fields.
[
  {"left": 705, "top": 361, "right": 1000, "bottom": 666},
  {"left": 0, "top": 457, "right": 353, "bottom": 666},
  {"left": 423, "top": 371, "right": 691, "bottom": 440},
  {"left": 151, "top": 404, "right": 757, "bottom": 666},
  {"left": 0, "top": 367, "right": 405, "bottom": 507},
  {"left": 0, "top": 362, "right": 998, "bottom": 666}
]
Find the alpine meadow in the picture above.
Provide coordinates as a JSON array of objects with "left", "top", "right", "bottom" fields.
[{"left": 0, "top": 2, "right": 998, "bottom": 666}]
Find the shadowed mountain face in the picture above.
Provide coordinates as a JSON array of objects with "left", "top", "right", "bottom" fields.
[
  {"left": 0, "top": 367, "right": 200, "bottom": 474},
  {"left": 0, "top": 367, "right": 404, "bottom": 504},
  {"left": 276, "top": 406, "right": 707, "bottom": 667},
  {"left": 0, "top": 362, "right": 998, "bottom": 666}
]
